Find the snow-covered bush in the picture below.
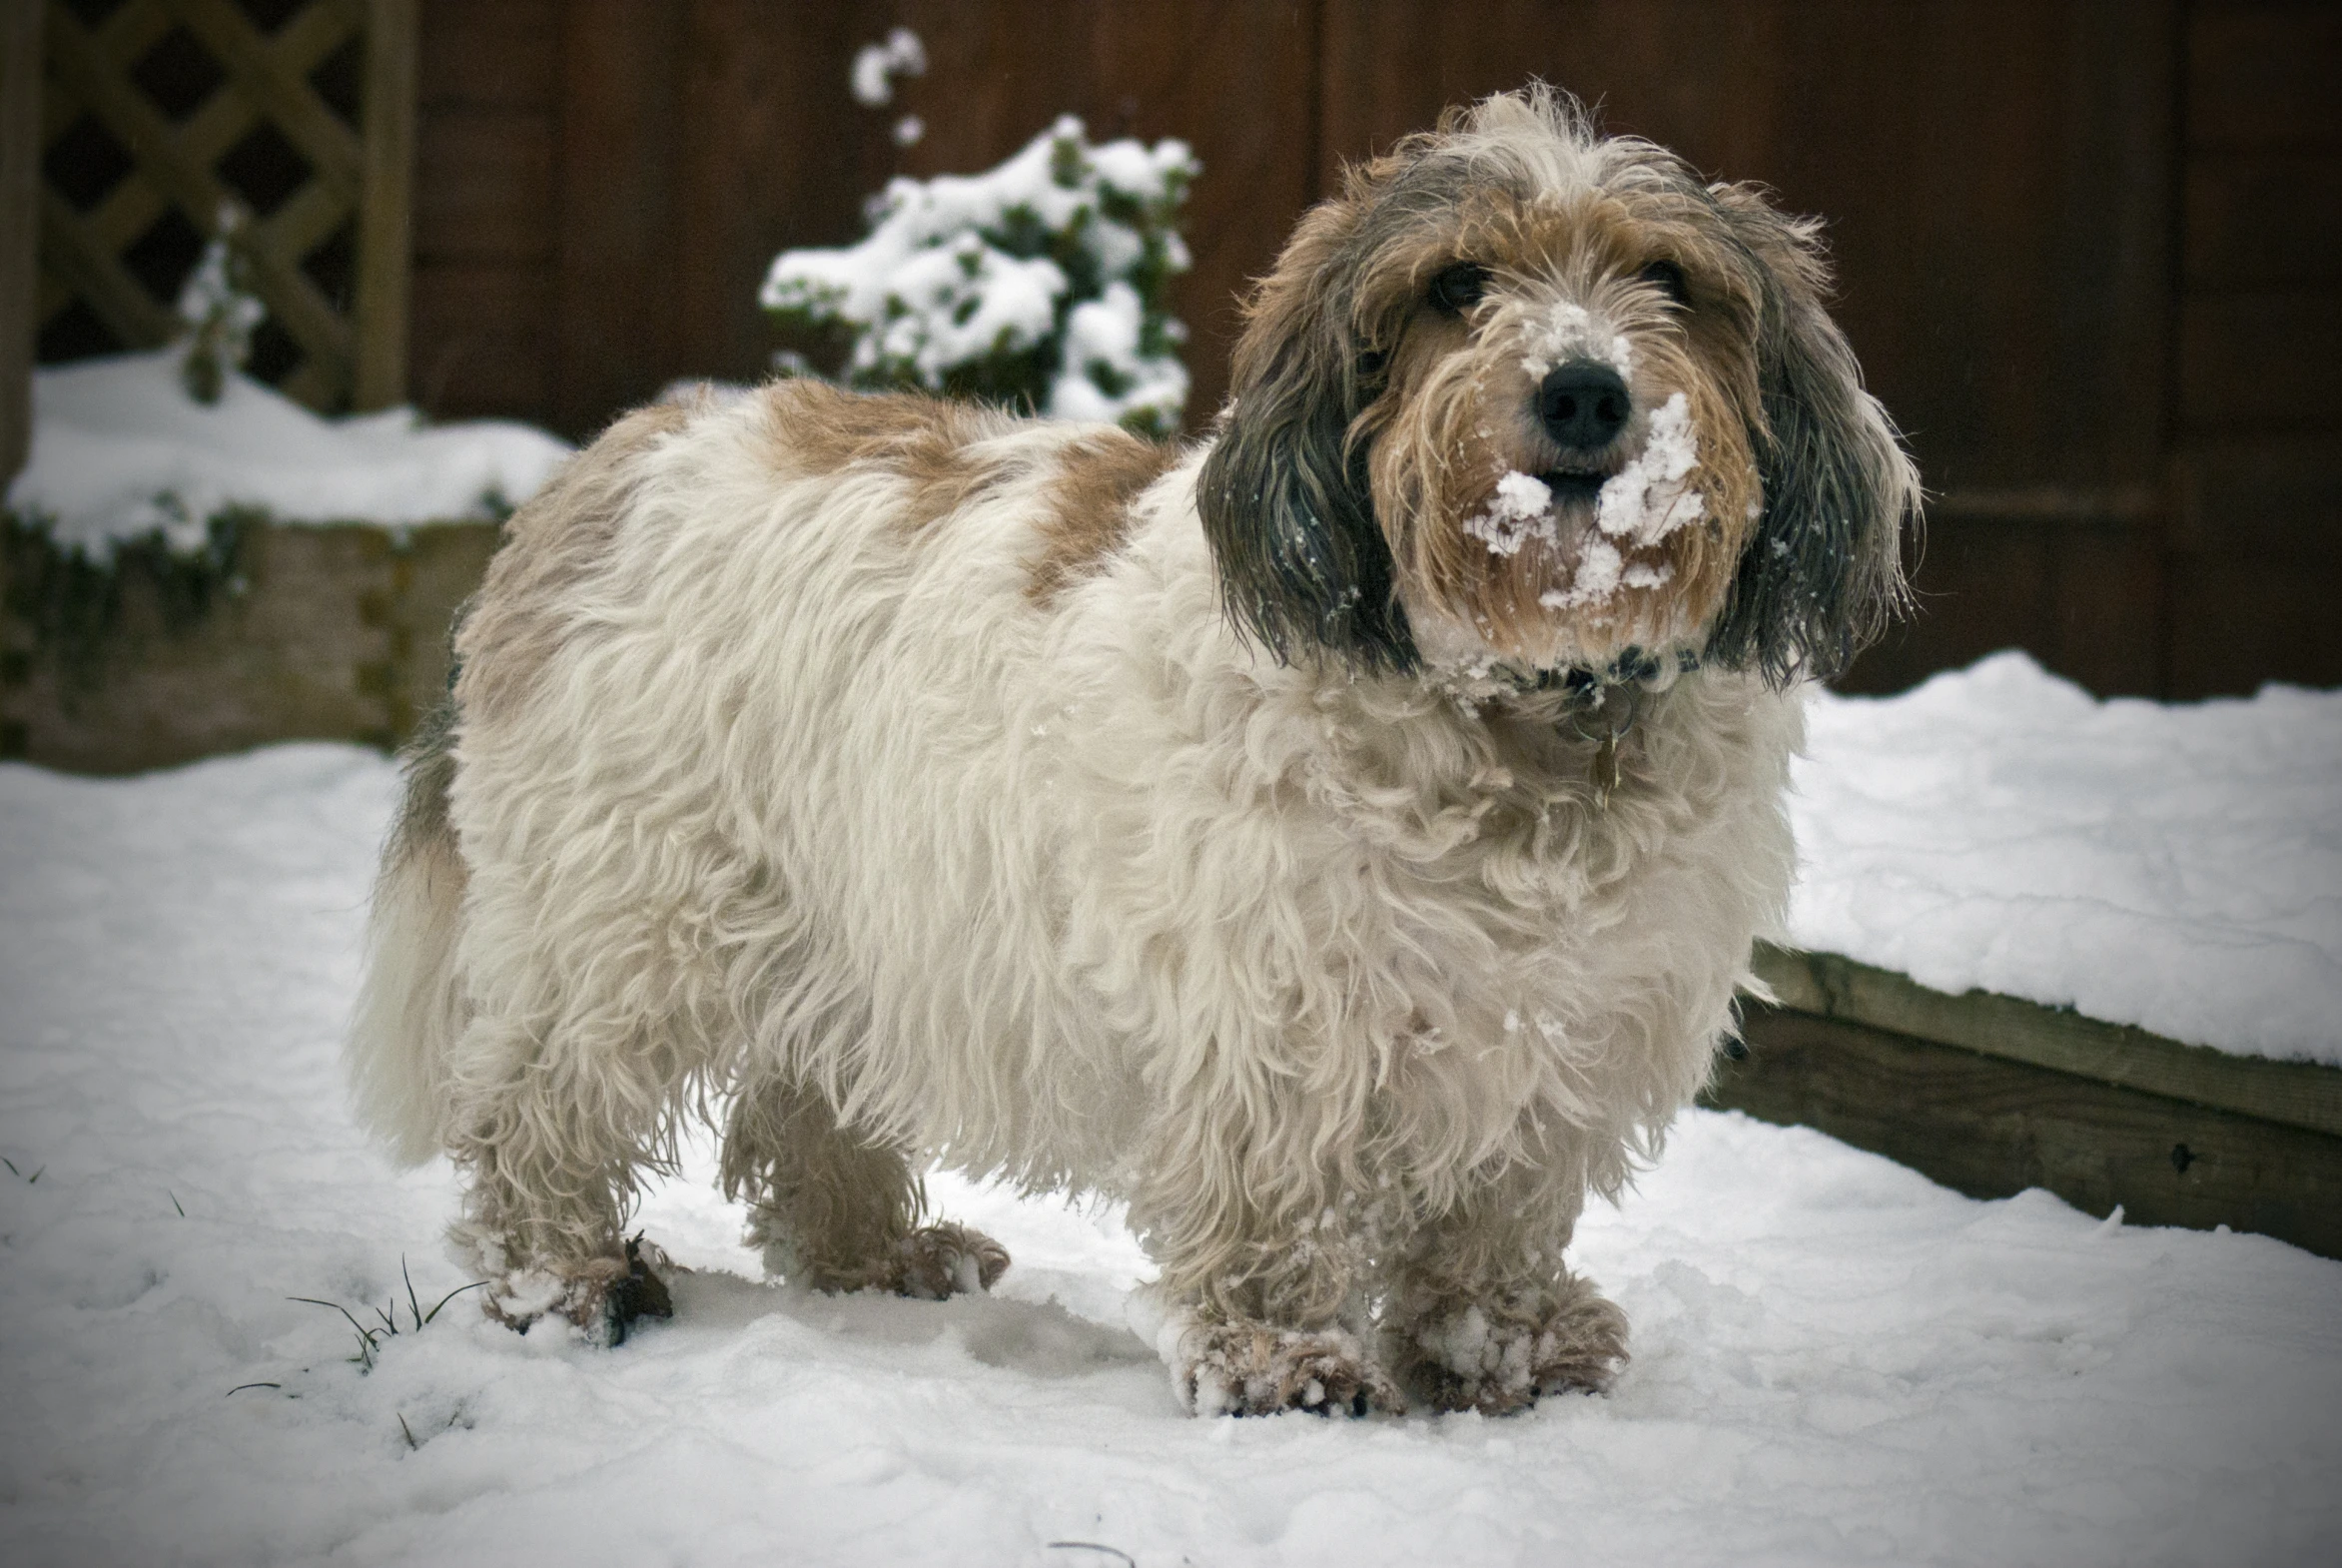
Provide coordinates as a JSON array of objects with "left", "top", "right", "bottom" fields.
[
  {"left": 176, "top": 206, "right": 265, "bottom": 406},
  {"left": 761, "top": 117, "right": 1197, "bottom": 437}
]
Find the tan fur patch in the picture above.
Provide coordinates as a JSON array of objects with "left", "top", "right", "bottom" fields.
[
  {"left": 456, "top": 399, "right": 693, "bottom": 729},
  {"left": 758, "top": 379, "right": 1015, "bottom": 532},
  {"left": 1026, "top": 430, "right": 1179, "bottom": 603}
]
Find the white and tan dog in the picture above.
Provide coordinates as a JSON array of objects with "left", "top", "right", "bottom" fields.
[{"left": 350, "top": 88, "right": 1916, "bottom": 1416}]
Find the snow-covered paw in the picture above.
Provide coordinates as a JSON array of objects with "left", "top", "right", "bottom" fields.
[
  {"left": 1404, "top": 1283, "right": 1627, "bottom": 1414},
  {"left": 1163, "top": 1313, "right": 1407, "bottom": 1418},
  {"left": 886, "top": 1221, "right": 1011, "bottom": 1299},
  {"left": 481, "top": 1234, "right": 676, "bottom": 1346}
]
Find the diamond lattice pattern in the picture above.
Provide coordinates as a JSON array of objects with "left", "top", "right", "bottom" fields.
[{"left": 37, "top": 0, "right": 382, "bottom": 410}]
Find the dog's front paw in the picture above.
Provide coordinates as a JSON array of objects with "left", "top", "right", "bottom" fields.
[
  {"left": 1404, "top": 1282, "right": 1627, "bottom": 1414},
  {"left": 1161, "top": 1313, "right": 1406, "bottom": 1418},
  {"left": 885, "top": 1221, "right": 1011, "bottom": 1300},
  {"left": 482, "top": 1234, "right": 676, "bottom": 1346}
]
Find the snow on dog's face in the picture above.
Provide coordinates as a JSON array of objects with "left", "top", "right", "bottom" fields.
[{"left": 1199, "top": 88, "right": 1919, "bottom": 684}]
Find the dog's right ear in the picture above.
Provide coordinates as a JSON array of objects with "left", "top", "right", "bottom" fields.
[{"left": 1197, "top": 201, "right": 1417, "bottom": 672}]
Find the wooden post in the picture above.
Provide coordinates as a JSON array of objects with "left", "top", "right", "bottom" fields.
[
  {"left": 354, "top": 0, "right": 416, "bottom": 410},
  {"left": 0, "top": 0, "right": 41, "bottom": 485}
]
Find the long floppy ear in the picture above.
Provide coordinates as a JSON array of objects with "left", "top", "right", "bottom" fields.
[
  {"left": 1196, "top": 200, "right": 1417, "bottom": 671},
  {"left": 1704, "top": 185, "right": 1919, "bottom": 687}
]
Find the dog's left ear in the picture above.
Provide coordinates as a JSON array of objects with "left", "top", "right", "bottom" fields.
[
  {"left": 1196, "top": 197, "right": 1416, "bottom": 671},
  {"left": 1704, "top": 184, "right": 1920, "bottom": 687}
]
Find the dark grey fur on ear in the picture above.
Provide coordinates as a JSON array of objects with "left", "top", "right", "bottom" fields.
[
  {"left": 1706, "top": 191, "right": 1919, "bottom": 687},
  {"left": 1196, "top": 213, "right": 1417, "bottom": 672}
]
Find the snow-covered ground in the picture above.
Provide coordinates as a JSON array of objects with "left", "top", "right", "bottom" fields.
[
  {"left": 3, "top": 741, "right": 2338, "bottom": 1566},
  {"left": 1791, "top": 653, "right": 2342, "bottom": 1065},
  {"left": 4, "top": 352, "right": 573, "bottom": 555}
]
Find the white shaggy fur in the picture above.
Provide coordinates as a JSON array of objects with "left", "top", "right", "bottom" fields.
[{"left": 351, "top": 90, "right": 1909, "bottom": 1415}]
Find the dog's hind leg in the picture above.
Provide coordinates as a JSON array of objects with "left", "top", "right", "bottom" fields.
[
  {"left": 440, "top": 1011, "right": 677, "bottom": 1345},
  {"left": 719, "top": 1071, "right": 1007, "bottom": 1298}
]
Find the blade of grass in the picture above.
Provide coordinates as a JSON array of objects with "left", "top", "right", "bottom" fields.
[
  {"left": 422, "top": 1280, "right": 487, "bottom": 1323},
  {"left": 291, "top": 1295, "right": 376, "bottom": 1338},
  {"left": 402, "top": 1257, "right": 424, "bottom": 1333},
  {"left": 291, "top": 1295, "right": 386, "bottom": 1363},
  {"left": 1047, "top": 1546, "right": 1137, "bottom": 1568}
]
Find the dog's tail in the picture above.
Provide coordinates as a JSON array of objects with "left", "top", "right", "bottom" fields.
[{"left": 347, "top": 702, "right": 468, "bottom": 1166}]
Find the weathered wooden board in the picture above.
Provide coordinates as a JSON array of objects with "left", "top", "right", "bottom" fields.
[
  {"left": 354, "top": 0, "right": 416, "bottom": 411},
  {"left": 404, "top": 0, "right": 557, "bottom": 423},
  {"left": 2185, "top": 152, "right": 2342, "bottom": 290},
  {"left": 2166, "top": 550, "right": 2342, "bottom": 697},
  {"left": 1710, "top": 1006, "right": 2342, "bottom": 1261},
  {"left": 2186, "top": 3, "right": 2342, "bottom": 152},
  {"left": 2, "top": 0, "right": 39, "bottom": 485},
  {"left": 0, "top": 517, "right": 495, "bottom": 773},
  {"left": 1753, "top": 945, "right": 2342, "bottom": 1139}
]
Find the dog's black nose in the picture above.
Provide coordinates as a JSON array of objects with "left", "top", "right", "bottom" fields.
[{"left": 1538, "top": 362, "right": 1632, "bottom": 450}]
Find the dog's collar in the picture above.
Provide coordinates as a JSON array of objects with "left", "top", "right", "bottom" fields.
[
  {"left": 1495, "top": 645, "right": 1699, "bottom": 702},
  {"left": 1488, "top": 648, "right": 1698, "bottom": 809}
]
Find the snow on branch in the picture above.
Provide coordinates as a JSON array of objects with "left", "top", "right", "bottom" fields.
[{"left": 761, "top": 117, "right": 1197, "bottom": 438}]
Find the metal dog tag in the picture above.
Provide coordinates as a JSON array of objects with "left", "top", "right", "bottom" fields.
[{"left": 1591, "top": 732, "right": 1620, "bottom": 809}]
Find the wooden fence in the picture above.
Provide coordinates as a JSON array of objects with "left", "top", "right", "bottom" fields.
[
  {"left": 31, "top": 0, "right": 413, "bottom": 412},
  {"left": 21, "top": 0, "right": 2341, "bottom": 700},
  {"left": 394, "top": 0, "right": 2340, "bottom": 702},
  {"left": 2, "top": 3, "right": 40, "bottom": 481}
]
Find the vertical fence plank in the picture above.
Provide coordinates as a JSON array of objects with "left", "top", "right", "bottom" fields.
[
  {"left": 552, "top": 0, "right": 681, "bottom": 434},
  {"left": 668, "top": 1, "right": 865, "bottom": 391},
  {"left": 405, "top": 0, "right": 558, "bottom": 424},
  {"left": 1, "top": 0, "right": 39, "bottom": 484},
  {"left": 355, "top": 0, "right": 416, "bottom": 408}
]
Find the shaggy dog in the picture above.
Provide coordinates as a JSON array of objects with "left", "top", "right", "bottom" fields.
[{"left": 349, "top": 88, "right": 1916, "bottom": 1416}]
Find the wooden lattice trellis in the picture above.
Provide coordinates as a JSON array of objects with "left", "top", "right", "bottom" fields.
[{"left": 35, "top": 0, "right": 413, "bottom": 411}]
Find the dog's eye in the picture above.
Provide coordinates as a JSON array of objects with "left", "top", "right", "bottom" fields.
[
  {"left": 1638, "top": 259, "right": 1690, "bottom": 307},
  {"left": 1429, "top": 263, "right": 1490, "bottom": 316},
  {"left": 1357, "top": 350, "right": 1388, "bottom": 380}
]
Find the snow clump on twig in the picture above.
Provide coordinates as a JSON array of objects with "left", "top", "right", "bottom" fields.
[{"left": 761, "top": 118, "right": 1197, "bottom": 437}]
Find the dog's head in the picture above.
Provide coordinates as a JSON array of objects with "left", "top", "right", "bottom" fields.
[{"left": 1198, "top": 88, "right": 1918, "bottom": 685}]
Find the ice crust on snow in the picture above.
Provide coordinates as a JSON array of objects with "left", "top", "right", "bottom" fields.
[
  {"left": 0, "top": 743, "right": 2337, "bottom": 1564},
  {"left": 1791, "top": 651, "right": 2342, "bottom": 1065},
  {"left": 5, "top": 352, "right": 573, "bottom": 555}
]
